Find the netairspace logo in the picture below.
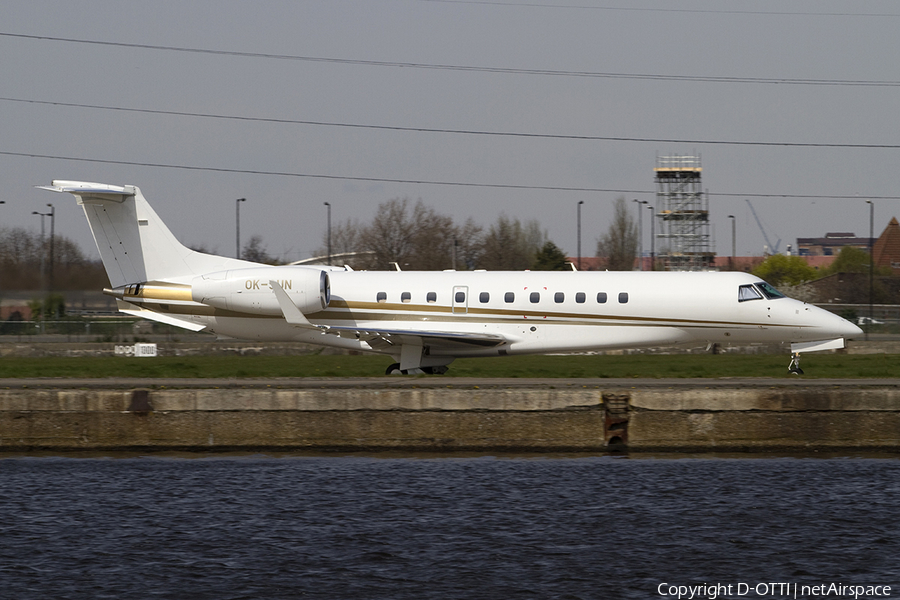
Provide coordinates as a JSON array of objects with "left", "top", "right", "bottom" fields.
[{"left": 657, "top": 582, "right": 892, "bottom": 599}]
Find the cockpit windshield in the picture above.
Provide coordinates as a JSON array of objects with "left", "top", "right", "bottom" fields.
[
  {"left": 738, "top": 281, "right": 786, "bottom": 302},
  {"left": 738, "top": 284, "right": 763, "bottom": 302},
  {"left": 756, "top": 281, "right": 785, "bottom": 299}
]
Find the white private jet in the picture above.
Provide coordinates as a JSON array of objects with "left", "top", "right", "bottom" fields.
[{"left": 40, "top": 180, "right": 861, "bottom": 375}]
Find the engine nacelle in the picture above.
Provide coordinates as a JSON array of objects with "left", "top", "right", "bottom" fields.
[{"left": 191, "top": 266, "right": 330, "bottom": 316}]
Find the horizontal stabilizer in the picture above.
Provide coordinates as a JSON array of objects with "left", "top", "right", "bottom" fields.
[
  {"left": 37, "top": 181, "right": 131, "bottom": 196},
  {"left": 116, "top": 300, "right": 207, "bottom": 332}
]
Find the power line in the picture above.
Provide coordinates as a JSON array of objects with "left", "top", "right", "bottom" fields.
[
  {"left": 4, "top": 150, "right": 900, "bottom": 199},
  {"left": 2, "top": 32, "right": 899, "bottom": 87},
  {"left": 420, "top": 1, "right": 900, "bottom": 18},
  {"left": 4, "top": 97, "right": 899, "bottom": 149}
]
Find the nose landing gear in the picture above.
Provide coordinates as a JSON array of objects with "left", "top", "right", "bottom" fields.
[{"left": 788, "top": 352, "right": 804, "bottom": 375}]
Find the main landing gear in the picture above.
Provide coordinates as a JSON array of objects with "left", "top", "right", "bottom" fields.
[
  {"left": 788, "top": 352, "right": 804, "bottom": 375},
  {"left": 385, "top": 363, "right": 449, "bottom": 375}
]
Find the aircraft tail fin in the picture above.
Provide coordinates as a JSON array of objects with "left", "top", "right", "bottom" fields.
[{"left": 39, "top": 181, "right": 255, "bottom": 288}]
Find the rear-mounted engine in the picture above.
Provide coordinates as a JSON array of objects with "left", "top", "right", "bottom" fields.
[{"left": 191, "top": 266, "right": 330, "bottom": 315}]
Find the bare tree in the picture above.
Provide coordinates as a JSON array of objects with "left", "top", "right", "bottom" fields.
[
  {"left": 360, "top": 198, "right": 421, "bottom": 269},
  {"left": 242, "top": 235, "right": 279, "bottom": 264},
  {"left": 0, "top": 227, "right": 106, "bottom": 290},
  {"left": 596, "top": 197, "right": 638, "bottom": 271},
  {"left": 352, "top": 198, "right": 484, "bottom": 270},
  {"left": 313, "top": 218, "right": 375, "bottom": 269},
  {"left": 450, "top": 217, "right": 484, "bottom": 270}
]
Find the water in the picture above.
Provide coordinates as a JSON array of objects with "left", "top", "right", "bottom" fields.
[{"left": 1, "top": 454, "right": 898, "bottom": 599}]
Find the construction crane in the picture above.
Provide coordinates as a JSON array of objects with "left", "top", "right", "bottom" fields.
[{"left": 744, "top": 199, "right": 782, "bottom": 255}]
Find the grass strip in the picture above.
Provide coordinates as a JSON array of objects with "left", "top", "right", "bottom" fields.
[{"left": 0, "top": 353, "right": 895, "bottom": 379}]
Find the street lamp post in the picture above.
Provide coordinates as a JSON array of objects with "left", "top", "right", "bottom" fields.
[
  {"left": 32, "top": 209, "right": 52, "bottom": 299},
  {"left": 632, "top": 199, "right": 643, "bottom": 270},
  {"left": 47, "top": 203, "right": 55, "bottom": 291},
  {"left": 323, "top": 202, "right": 332, "bottom": 266},
  {"left": 577, "top": 200, "right": 584, "bottom": 270},
  {"left": 866, "top": 199, "right": 874, "bottom": 341},
  {"left": 236, "top": 198, "right": 246, "bottom": 259},
  {"left": 728, "top": 214, "right": 736, "bottom": 271},
  {"left": 647, "top": 205, "right": 655, "bottom": 271}
]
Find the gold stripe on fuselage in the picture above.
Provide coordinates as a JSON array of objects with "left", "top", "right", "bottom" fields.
[{"left": 128, "top": 295, "right": 803, "bottom": 331}]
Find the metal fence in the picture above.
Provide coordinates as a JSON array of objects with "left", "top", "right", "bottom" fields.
[{"left": 0, "top": 318, "right": 207, "bottom": 343}]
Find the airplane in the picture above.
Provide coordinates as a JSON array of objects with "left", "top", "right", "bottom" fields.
[{"left": 40, "top": 180, "right": 861, "bottom": 375}]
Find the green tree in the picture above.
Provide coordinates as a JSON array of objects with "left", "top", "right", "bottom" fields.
[
  {"left": 822, "top": 246, "right": 890, "bottom": 276},
  {"left": 532, "top": 241, "right": 568, "bottom": 271},
  {"left": 751, "top": 254, "right": 818, "bottom": 286}
]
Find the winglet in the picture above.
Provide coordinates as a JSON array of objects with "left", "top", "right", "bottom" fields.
[{"left": 269, "top": 280, "right": 325, "bottom": 329}]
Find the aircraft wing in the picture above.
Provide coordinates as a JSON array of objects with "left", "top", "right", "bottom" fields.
[
  {"left": 268, "top": 280, "right": 507, "bottom": 352},
  {"left": 322, "top": 325, "right": 508, "bottom": 353}
]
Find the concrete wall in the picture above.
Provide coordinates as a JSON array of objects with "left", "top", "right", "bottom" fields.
[{"left": 2, "top": 384, "right": 899, "bottom": 452}]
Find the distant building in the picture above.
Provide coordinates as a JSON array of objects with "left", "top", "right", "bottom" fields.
[
  {"left": 796, "top": 232, "right": 874, "bottom": 256},
  {"left": 568, "top": 255, "right": 836, "bottom": 272},
  {"left": 873, "top": 217, "right": 900, "bottom": 275}
]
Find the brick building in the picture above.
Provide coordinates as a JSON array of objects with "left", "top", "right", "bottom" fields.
[{"left": 873, "top": 217, "right": 900, "bottom": 275}]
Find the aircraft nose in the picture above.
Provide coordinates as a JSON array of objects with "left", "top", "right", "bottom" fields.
[
  {"left": 842, "top": 318, "right": 864, "bottom": 337},
  {"left": 821, "top": 309, "right": 863, "bottom": 338}
]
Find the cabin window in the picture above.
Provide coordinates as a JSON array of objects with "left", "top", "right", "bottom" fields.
[
  {"left": 597, "top": 292, "right": 608, "bottom": 304},
  {"left": 426, "top": 292, "right": 437, "bottom": 303},
  {"left": 554, "top": 292, "right": 565, "bottom": 303},
  {"left": 505, "top": 292, "right": 515, "bottom": 303},
  {"left": 401, "top": 291, "right": 411, "bottom": 303},
  {"left": 757, "top": 281, "right": 786, "bottom": 300},
  {"left": 530, "top": 292, "right": 540, "bottom": 303},
  {"left": 618, "top": 292, "right": 629, "bottom": 304},
  {"left": 455, "top": 291, "right": 466, "bottom": 303},
  {"left": 376, "top": 292, "right": 387, "bottom": 303},
  {"left": 575, "top": 292, "right": 586, "bottom": 303},
  {"left": 480, "top": 292, "right": 490, "bottom": 303},
  {"left": 738, "top": 284, "right": 763, "bottom": 302}
]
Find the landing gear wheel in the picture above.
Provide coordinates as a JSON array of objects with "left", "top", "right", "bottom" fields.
[
  {"left": 788, "top": 352, "right": 804, "bottom": 375},
  {"left": 385, "top": 363, "right": 449, "bottom": 375}
]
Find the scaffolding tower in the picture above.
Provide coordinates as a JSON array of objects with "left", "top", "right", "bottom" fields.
[{"left": 654, "top": 155, "right": 715, "bottom": 271}]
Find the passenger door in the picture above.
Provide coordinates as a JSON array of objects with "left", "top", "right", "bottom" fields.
[{"left": 452, "top": 286, "right": 468, "bottom": 314}]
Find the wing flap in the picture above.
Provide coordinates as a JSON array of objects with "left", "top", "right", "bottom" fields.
[{"left": 324, "top": 325, "right": 507, "bottom": 351}]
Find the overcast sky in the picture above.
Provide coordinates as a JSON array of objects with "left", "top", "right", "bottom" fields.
[{"left": 2, "top": 0, "right": 899, "bottom": 264}]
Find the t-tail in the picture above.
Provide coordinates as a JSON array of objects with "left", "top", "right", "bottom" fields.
[{"left": 39, "top": 180, "right": 257, "bottom": 287}]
